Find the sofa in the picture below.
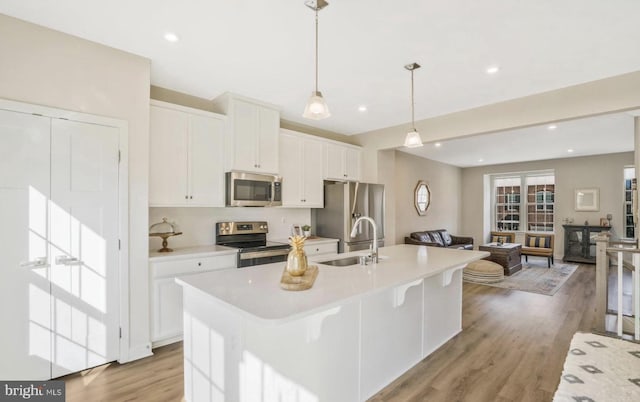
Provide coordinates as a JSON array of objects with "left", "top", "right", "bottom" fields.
[{"left": 404, "top": 229, "right": 474, "bottom": 250}]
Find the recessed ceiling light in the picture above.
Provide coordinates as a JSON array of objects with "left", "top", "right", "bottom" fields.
[
  {"left": 567, "top": 149, "right": 574, "bottom": 153},
  {"left": 358, "top": 105, "right": 367, "bottom": 112},
  {"left": 548, "top": 124, "right": 557, "bottom": 130},
  {"left": 434, "top": 142, "right": 442, "bottom": 148},
  {"left": 164, "top": 32, "right": 179, "bottom": 42},
  {"left": 486, "top": 66, "right": 500, "bottom": 74},
  {"left": 478, "top": 158, "right": 484, "bottom": 163}
]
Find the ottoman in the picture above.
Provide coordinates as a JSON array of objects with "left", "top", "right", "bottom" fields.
[{"left": 463, "top": 260, "right": 504, "bottom": 284}]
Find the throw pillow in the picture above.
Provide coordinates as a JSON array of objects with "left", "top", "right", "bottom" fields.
[{"left": 528, "top": 236, "right": 550, "bottom": 248}]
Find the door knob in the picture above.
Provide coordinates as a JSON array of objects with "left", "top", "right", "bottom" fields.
[
  {"left": 20, "top": 256, "right": 48, "bottom": 268},
  {"left": 55, "top": 255, "right": 84, "bottom": 266}
]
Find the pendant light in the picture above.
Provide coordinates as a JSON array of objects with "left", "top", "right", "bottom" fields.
[
  {"left": 303, "top": 0, "right": 330, "bottom": 120},
  {"left": 404, "top": 62, "right": 424, "bottom": 148}
]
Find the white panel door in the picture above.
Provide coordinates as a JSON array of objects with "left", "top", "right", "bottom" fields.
[
  {"left": 256, "top": 106, "right": 280, "bottom": 174},
  {"left": 231, "top": 99, "right": 258, "bottom": 172},
  {"left": 0, "top": 110, "right": 52, "bottom": 380},
  {"left": 344, "top": 147, "right": 362, "bottom": 181},
  {"left": 149, "top": 106, "right": 189, "bottom": 205},
  {"left": 279, "top": 133, "right": 303, "bottom": 206},
  {"left": 188, "top": 114, "right": 224, "bottom": 206},
  {"left": 302, "top": 138, "right": 324, "bottom": 207},
  {"left": 49, "top": 119, "right": 120, "bottom": 378}
]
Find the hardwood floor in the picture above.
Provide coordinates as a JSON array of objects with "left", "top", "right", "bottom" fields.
[{"left": 62, "top": 264, "right": 596, "bottom": 402}]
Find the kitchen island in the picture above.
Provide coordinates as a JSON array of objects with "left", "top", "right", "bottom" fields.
[{"left": 176, "top": 244, "right": 489, "bottom": 402}]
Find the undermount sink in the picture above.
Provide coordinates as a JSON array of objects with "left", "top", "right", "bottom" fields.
[
  {"left": 318, "top": 256, "right": 361, "bottom": 267},
  {"left": 318, "top": 255, "right": 388, "bottom": 267}
]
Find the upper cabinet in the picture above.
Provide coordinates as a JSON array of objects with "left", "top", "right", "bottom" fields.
[
  {"left": 149, "top": 101, "right": 225, "bottom": 207},
  {"left": 279, "top": 129, "right": 324, "bottom": 208},
  {"left": 213, "top": 93, "right": 280, "bottom": 175},
  {"left": 324, "top": 142, "right": 362, "bottom": 182}
]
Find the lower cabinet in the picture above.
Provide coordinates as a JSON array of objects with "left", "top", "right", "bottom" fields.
[
  {"left": 150, "top": 253, "right": 236, "bottom": 347},
  {"left": 304, "top": 240, "right": 338, "bottom": 257}
]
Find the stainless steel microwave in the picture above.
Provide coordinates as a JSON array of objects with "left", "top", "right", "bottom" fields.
[{"left": 225, "top": 171, "right": 282, "bottom": 207}]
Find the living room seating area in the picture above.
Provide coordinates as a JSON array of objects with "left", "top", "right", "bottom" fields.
[
  {"left": 520, "top": 232, "right": 555, "bottom": 267},
  {"left": 405, "top": 229, "right": 474, "bottom": 250}
]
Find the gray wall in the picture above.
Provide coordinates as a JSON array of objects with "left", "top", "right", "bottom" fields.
[
  {"left": 461, "top": 152, "right": 634, "bottom": 258},
  {"left": 393, "top": 151, "right": 463, "bottom": 244}
]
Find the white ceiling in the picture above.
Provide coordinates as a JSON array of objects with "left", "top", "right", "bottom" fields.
[
  {"left": 2, "top": 1, "right": 640, "bottom": 138},
  {"left": 400, "top": 112, "right": 636, "bottom": 167}
]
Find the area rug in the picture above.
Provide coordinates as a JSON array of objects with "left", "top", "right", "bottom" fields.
[
  {"left": 553, "top": 332, "right": 640, "bottom": 401},
  {"left": 464, "top": 261, "right": 578, "bottom": 295}
]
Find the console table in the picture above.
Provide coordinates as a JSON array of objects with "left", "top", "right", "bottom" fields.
[
  {"left": 562, "top": 225, "right": 609, "bottom": 264},
  {"left": 478, "top": 243, "right": 522, "bottom": 275}
]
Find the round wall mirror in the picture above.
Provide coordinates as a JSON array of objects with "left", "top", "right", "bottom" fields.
[{"left": 414, "top": 181, "right": 431, "bottom": 216}]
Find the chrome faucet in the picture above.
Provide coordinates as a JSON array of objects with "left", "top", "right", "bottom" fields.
[{"left": 350, "top": 216, "right": 378, "bottom": 263}]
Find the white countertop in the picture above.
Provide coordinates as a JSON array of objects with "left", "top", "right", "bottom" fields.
[
  {"left": 149, "top": 244, "right": 237, "bottom": 262},
  {"left": 176, "top": 244, "right": 489, "bottom": 324}
]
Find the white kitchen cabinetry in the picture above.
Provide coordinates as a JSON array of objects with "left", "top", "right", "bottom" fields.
[
  {"left": 304, "top": 239, "right": 338, "bottom": 256},
  {"left": 213, "top": 93, "right": 280, "bottom": 174},
  {"left": 324, "top": 142, "right": 362, "bottom": 181},
  {"left": 279, "top": 129, "right": 324, "bottom": 207},
  {"left": 150, "top": 252, "right": 236, "bottom": 347},
  {"left": 360, "top": 279, "right": 424, "bottom": 399},
  {"left": 149, "top": 101, "right": 225, "bottom": 207}
]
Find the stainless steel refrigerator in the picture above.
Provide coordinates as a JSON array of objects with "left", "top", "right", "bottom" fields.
[{"left": 312, "top": 182, "right": 385, "bottom": 253}]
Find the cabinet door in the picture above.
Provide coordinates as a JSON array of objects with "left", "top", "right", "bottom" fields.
[
  {"left": 302, "top": 138, "right": 324, "bottom": 207},
  {"left": 324, "top": 143, "right": 345, "bottom": 180},
  {"left": 188, "top": 114, "right": 224, "bottom": 206},
  {"left": 150, "top": 106, "right": 189, "bottom": 205},
  {"left": 0, "top": 110, "right": 51, "bottom": 380},
  {"left": 152, "top": 277, "right": 184, "bottom": 342},
  {"left": 230, "top": 99, "right": 258, "bottom": 171},
  {"left": 256, "top": 106, "right": 280, "bottom": 174},
  {"left": 304, "top": 241, "right": 338, "bottom": 256},
  {"left": 279, "top": 133, "right": 304, "bottom": 206},
  {"left": 344, "top": 147, "right": 362, "bottom": 181}
]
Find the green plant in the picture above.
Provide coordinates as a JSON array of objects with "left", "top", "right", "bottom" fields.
[{"left": 302, "top": 224, "right": 311, "bottom": 231}]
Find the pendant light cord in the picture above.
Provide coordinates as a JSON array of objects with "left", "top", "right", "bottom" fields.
[
  {"left": 410, "top": 69, "right": 415, "bottom": 130},
  {"left": 315, "top": 9, "right": 319, "bottom": 92}
]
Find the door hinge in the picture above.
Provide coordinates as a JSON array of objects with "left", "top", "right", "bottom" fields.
[
  {"left": 118, "top": 239, "right": 121, "bottom": 250},
  {"left": 119, "top": 327, "right": 122, "bottom": 339},
  {"left": 118, "top": 150, "right": 121, "bottom": 163}
]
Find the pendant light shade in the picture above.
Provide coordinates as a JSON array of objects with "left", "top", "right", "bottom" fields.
[
  {"left": 404, "top": 129, "right": 423, "bottom": 148},
  {"left": 404, "top": 62, "right": 424, "bottom": 148},
  {"left": 303, "top": 0, "right": 330, "bottom": 120},
  {"left": 304, "top": 91, "right": 330, "bottom": 120}
]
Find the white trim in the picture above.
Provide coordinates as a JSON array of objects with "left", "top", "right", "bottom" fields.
[
  {"left": 0, "top": 98, "right": 134, "bottom": 365},
  {"left": 150, "top": 99, "right": 226, "bottom": 120}
]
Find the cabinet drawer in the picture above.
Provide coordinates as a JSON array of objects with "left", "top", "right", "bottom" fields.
[
  {"left": 151, "top": 254, "right": 237, "bottom": 278},
  {"left": 305, "top": 242, "right": 338, "bottom": 256}
]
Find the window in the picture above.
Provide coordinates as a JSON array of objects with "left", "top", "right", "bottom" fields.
[
  {"left": 624, "top": 167, "right": 635, "bottom": 239},
  {"left": 493, "top": 171, "right": 555, "bottom": 232},
  {"left": 494, "top": 177, "right": 521, "bottom": 230}
]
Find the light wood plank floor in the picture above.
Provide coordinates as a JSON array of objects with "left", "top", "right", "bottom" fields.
[{"left": 62, "top": 264, "right": 596, "bottom": 402}]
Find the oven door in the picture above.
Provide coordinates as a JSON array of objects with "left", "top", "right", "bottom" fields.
[
  {"left": 238, "top": 248, "right": 289, "bottom": 267},
  {"left": 226, "top": 172, "right": 279, "bottom": 207}
]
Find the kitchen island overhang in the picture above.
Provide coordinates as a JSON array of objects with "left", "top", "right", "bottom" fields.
[{"left": 177, "top": 244, "right": 489, "bottom": 402}]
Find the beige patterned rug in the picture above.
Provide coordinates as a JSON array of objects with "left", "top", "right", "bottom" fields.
[
  {"left": 465, "top": 261, "right": 578, "bottom": 295},
  {"left": 554, "top": 332, "right": 640, "bottom": 401}
]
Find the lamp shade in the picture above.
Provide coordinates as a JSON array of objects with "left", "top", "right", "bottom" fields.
[
  {"left": 404, "top": 129, "right": 423, "bottom": 148},
  {"left": 303, "top": 91, "right": 330, "bottom": 120}
]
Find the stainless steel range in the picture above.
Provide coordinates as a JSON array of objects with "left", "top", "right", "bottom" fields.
[{"left": 215, "top": 221, "right": 290, "bottom": 268}]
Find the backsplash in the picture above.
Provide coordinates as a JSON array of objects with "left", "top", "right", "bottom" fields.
[{"left": 149, "top": 207, "right": 311, "bottom": 250}]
